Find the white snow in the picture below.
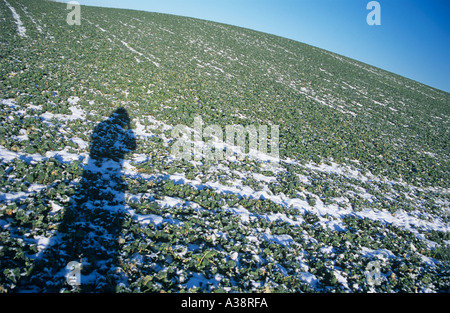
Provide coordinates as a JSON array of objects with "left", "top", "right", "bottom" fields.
[
  {"left": 1, "top": 98, "right": 18, "bottom": 108},
  {"left": 120, "top": 40, "right": 160, "bottom": 67},
  {"left": 40, "top": 103, "right": 86, "bottom": 122},
  {"left": 70, "top": 137, "right": 89, "bottom": 150},
  {"left": 263, "top": 212, "right": 302, "bottom": 227},
  {"left": 184, "top": 272, "right": 221, "bottom": 290},
  {"left": 261, "top": 234, "right": 294, "bottom": 247},
  {"left": 2, "top": 101, "right": 446, "bottom": 243},
  {"left": 0, "top": 143, "right": 89, "bottom": 165},
  {"left": 20, "top": 4, "right": 42, "bottom": 34},
  {"left": 333, "top": 270, "right": 349, "bottom": 289},
  {"left": 47, "top": 148, "right": 88, "bottom": 165},
  {"left": 0, "top": 183, "right": 46, "bottom": 202},
  {"left": 225, "top": 206, "right": 252, "bottom": 223},
  {"left": 360, "top": 247, "right": 396, "bottom": 260},
  {"left": 158, "top": 196, "right": 184, "bottom": 208},
  {"left": 134, "top": 213, "right": 164, "bottom": 227},
  {"left": 252, "top": 172, "right": 277, "bottom": 183},
  {"left": 0, "top": 145, "right": 21, "bottom": 163},
  {"left": 4, "top": 0, "right": 26, "bottom": 37},
  {"left": 34, "top": 235, "right": 53, "bottom": 252},
  {"left": 299, "top": 272, "right": 319, "bottom": 288},
  {"left": 67, "top": 96, "right": 80, "bottom": 105},
  {"left": 124, "top": 147, "right": 449, "bottom": 237},
  {"left": 12, "top": 128, "right": 29, "bottom": 141}
]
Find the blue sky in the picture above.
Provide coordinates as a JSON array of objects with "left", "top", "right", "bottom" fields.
[{"left": 73, "top": 0, "right": 450, "bottom": 93}]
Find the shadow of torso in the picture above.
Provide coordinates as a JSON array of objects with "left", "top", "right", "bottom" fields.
[{"left": 22, "top": 108, "right": 136, "bottom": 292}]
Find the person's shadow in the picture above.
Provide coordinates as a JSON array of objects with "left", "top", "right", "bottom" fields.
[{"left": 21, "top": 108, "right": 136, "bottom": 292}]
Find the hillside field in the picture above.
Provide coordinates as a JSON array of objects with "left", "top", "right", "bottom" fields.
[{"left": 0, "top": 0, "right": 449, "bottom": 293}]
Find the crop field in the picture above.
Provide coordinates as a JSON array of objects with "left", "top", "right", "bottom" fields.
[{"left": 0, "top": 0, "right": 449, "bottom": 293}]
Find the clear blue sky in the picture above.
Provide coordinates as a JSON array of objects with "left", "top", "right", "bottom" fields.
[{"left": 72, "top": 0, "right": 450, "bottom": 93}]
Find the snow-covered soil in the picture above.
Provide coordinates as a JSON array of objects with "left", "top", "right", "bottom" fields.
[
  {"left": 0, "top": 0, "right": 448, "bottom": 293},
  {"left": 1, "top": 99, "right": 448, "bottom": 292}
]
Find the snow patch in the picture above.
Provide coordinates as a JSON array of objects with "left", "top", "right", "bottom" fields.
[{"left": 4, "top": 0, "right": 26, "bottom": 37}]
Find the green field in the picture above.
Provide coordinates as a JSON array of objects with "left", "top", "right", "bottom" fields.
[{"left": 0, "top": 0, "right": 448, "bottom": 292}]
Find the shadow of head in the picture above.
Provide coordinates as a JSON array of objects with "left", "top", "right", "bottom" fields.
[
  {"left": 110, "top": 107, "right": 131, "bottom": 128},
  {"left": 89, "top": 107, "right": 136, "bottom": 162}
]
